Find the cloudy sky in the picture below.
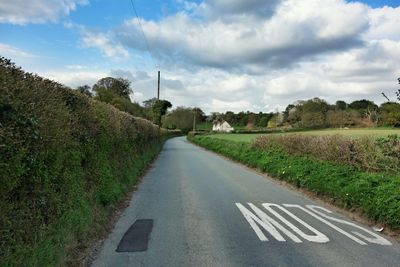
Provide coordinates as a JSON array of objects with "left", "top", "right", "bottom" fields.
[{"left": 1, "top": 0, "right": 400, "bottom": 112}]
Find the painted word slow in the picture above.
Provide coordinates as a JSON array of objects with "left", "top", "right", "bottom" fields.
[{"left": 236, "top": 203, "right": 391, "bottom": 246}]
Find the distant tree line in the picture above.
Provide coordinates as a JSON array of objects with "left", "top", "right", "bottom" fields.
[
  {"left": 209, "top": 111, "right": 274, "bottom": 129},
  {"left": 278, "top": 97, "right": 400, "bottom": 129},
  {"left": 77, "top": 76, "right": 400, "bottom": 130}
]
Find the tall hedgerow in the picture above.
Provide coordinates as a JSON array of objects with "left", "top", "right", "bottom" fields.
[{"left": 0, "top": 57, "right": 174, "bottom": 266}]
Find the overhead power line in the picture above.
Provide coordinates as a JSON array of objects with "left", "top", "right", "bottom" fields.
[{"left": 129, "top": 0, "right": 158, "bottom": 69}]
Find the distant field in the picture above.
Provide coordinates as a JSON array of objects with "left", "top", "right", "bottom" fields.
[{"left": 208, "top": 128, "right": 400, "bottom": 142}]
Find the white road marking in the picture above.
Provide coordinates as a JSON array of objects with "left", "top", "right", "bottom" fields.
[
  {"left": 306, "top": 205, "right": 392, "bottom": 246},
  {"left": 236, "top": 203, "right": 392, "bottom": 246},
  {"left": 284, "top": 204, "right": 367, "bottom": 245},
  {"left": 263, "top": 203, "right": 330, "bottom": 243},
  {"left": 236, "top": 203, "right": 302, "bottom": 242}
]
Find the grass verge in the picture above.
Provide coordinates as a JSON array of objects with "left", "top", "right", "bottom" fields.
[{"left": 187, "top": 135, "right": 400, "bottom": 230}]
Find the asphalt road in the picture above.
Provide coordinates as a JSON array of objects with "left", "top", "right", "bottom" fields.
[{"left": 92, "top": 137, "right": 400, "bottom": 267}]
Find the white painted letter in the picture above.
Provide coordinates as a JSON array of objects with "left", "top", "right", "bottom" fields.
[
  {"left": 306, "top": 205, "right": 391, "bottom": 246},
  {"left": 284, "top": 204, "right": 367, "bottom": 245},
  {"left": 262, "top": 203, "right": 330, "bottom": 243},
  {"left": 236, "top": 203, "right": 301, "bottom": 242}
]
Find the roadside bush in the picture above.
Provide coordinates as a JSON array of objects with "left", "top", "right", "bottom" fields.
[
  {"left": 188, "top": 135, "right": 400, "bottom": 229},
  {"left": 252, "top": 134, "right": 400, "bottom": 173},
  {"left": 0, "top": 57, "right": 174, "bottom": 266}
]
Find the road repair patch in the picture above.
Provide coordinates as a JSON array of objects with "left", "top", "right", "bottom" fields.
[
  {"left": 236, "top": 203, "right": 392, "bottom": 246},
  {"left": 116, "top": 219, "right": 154, "bottom": 252}
]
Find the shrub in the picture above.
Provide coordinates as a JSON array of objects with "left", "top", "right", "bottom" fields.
[
  {"left": 252, "top": 134, "right": 400, "bottom": 173},
  {"left": 0, "top": 57, "right": 174, "bottom": 266}
]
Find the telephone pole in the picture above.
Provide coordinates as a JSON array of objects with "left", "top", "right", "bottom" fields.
[
  {"left": 157, "top": 71, "right": 160, "bottom": 100},
  {"left": 193, "top": 113, "right": 196, "bottom": 131}
]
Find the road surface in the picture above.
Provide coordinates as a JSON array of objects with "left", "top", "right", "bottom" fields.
[{"left": 92, "top": 137, "right": 400, "bottom": 267}]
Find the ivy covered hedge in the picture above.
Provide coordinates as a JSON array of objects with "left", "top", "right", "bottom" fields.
[
  {"left": 0, "top": 58, "right": 175, "bottom": 266},
  {"left": 188, "top": 135, "right": 400, "bottom": 230}
]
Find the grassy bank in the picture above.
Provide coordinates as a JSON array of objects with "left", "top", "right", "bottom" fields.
[
  {"left": 0, "top": 58, "right": 177, "bottom": 266},
  {"left": 187, "top": 135, "right": 400, "bottom": 229},
  {"left": 207, "top": 128, "right": 400, "bottom": 142}
]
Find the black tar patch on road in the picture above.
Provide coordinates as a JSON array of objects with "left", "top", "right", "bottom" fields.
[{"left": 116, "top": 219, "right": 154, "bottom": 252}]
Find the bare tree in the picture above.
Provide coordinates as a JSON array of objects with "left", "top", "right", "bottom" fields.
[{"left": 365, "top": 106, "right": 380, "bottom": 124}]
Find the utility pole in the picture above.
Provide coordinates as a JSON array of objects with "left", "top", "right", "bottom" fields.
[
  {"left": 157, "top": 71, "right": 160, "bottom": 100},
  {"left": 193, "top": 113, "right": 196, "bottom": 132}
]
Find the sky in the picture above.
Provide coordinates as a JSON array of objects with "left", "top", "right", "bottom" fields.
[{"left": 1, "top": 0, "right": 400, "bottom": 113}]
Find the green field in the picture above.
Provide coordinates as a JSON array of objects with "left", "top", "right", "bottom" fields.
[{"left": 208, "top": 128, "right": 400, "bottom": 142}]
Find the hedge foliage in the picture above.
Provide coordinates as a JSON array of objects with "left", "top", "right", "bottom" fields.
[
  {"left": 253, "top": 134, "right": 400, "bottom": 173},
  {"left": 188, "top": 135, "right": 400, "bottom": 229},
  {"left": 0, "top": 57, "right": 175, "bottom": 266}
]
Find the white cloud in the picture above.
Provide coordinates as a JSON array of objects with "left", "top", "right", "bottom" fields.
[
  {"left": 118, "top": 0, "right": 369, "bottom": 71},
  {"left": 43, "top": 70, "right": 107, "bottom": 88},
  {"left": 0, "top": 43, "right": 35, "bottom": 58},
  {"left": 0, "top": 0, "right": 88, "bottom": 25},
  {"left": 81, "top": 30, "right": 130, "bottom": 60},
  {"left": 207, "top": 99, "right": 253, "bottom": 112},
  {"left": 66, "top": 64, "right": 88, "bottom": 70},
  {"left": 366, "top": 6, "right": 400, "bottom": 41},
  {"left": 15, "top": 0, "right": 400, "bottom": 113}
]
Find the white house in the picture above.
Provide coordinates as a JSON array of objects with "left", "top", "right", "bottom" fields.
[{"left": 212, "top": 120, "right": 234, "bottom": 133}]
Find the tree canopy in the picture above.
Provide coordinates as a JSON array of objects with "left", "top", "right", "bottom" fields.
[{"left": 93, "top": 77, "right": 132, "bottom": 100}]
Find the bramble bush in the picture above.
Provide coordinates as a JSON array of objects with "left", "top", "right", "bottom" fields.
[
  {"left": 188, "top": 135, "right": 400, "bottom": 230},
  {"left": 0, "top": 57, "right": 176, "bottom": 266}
]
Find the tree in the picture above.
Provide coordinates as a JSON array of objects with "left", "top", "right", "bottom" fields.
[
  {"left": 152, "top": 99, "right": 172, "bottom": 126},
  {"left": 283, "top": 104, "right": 299, "bottom": 124},
  {"left": 93, "top": 77, "right": 145, "bottom": 117},
  {"left": 301, "top": 112, "right": 325, "bottom": 129},
  {"left": 209, "top": 112, "right": 221, "bottom": 122},
  {"left": 192, "top": 107, "right": 206, "bottom": 122},
  {"left": 397, "top": 77, "right": 400, "bottom": 102},
  {"left": 141, "top": 97, "right": 173, "bottom": 125},
  {"left": 335, "top": 100, "right": 347, "bottom": 110},
  {"left": 267, "top": 113, "right": 284, "bottom": 128},
  {"left": 257, "top": 115, "right": 272, "bottom": 128},
  {"left": 163, "top": 107, "right": 194, "bottom": 133},
  {"left": 283, "top": 104, "right": 296, "bottom": 122},
  {"left": 326, "top": 110, "right": 358, "bottom": 128},
  {"left": 380, "top": 102, "right": 400, "bottom": 127},
  {"left": 223, "top": 111, "right": 235, "bottom": 124},
  {"left": 95, "top": 87, "right": 116, "bottom": 104},
  {"left": 364, "top": 106, "right": 380, "bottom": 125},
  {"left": 302, "top": 98, "right": 330, "bottom": 114},
  {"left": 143, "top": 98, "right": 158, "bottom": 109},
  {"left": 76, "top": 85, "right": 92, "bottom": 97},
  {"left": 348, "top": 99, "right": 377, "bottom": 110},
  {"left": 93, "top": 77, "right": 132, "bottom": 100}
]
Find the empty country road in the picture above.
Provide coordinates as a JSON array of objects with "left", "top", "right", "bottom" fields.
[{"left": 92, "top": 137, "right": 400, "bottom": 267}]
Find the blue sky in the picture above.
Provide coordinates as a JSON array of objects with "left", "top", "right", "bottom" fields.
[
  {"left": 1, "top": 0, "right": 400, "bottom": 112},
  {"left": 353, "top": 0, "right": 399, "bottom": 7}
]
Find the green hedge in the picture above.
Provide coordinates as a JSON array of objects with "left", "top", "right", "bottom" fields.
[
  {"left": 0, "top": 58, "right": 175, "bottom": 266},
  {"left": 188, "top": 135, "right": 400, "bottom": 229}
]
